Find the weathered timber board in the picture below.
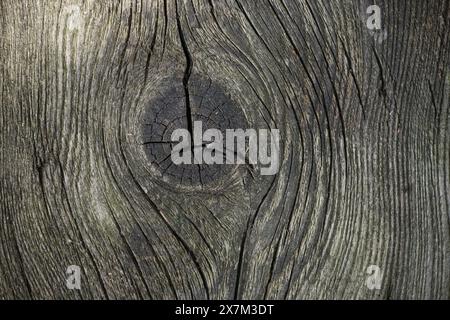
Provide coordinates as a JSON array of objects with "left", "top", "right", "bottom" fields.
[{"left": 0, "top": 0, "right": 449, "bottom": 299}]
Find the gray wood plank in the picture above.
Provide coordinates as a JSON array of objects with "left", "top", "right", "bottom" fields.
[{"left": 0, "top": 0, "right": 449, "bottom": 299}]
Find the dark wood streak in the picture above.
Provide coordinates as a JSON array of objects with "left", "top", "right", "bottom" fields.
[{"left": 0, "top": 0, "right": 449, "bottom": 299}]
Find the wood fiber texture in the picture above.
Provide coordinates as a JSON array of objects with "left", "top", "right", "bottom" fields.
[{"left": 0, "top": 0, "right": 449, "bottom": 299}]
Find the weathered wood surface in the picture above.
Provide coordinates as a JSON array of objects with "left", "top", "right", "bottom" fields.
[{"left": 0, "top": 0, "right": 449, "bottom": 299}]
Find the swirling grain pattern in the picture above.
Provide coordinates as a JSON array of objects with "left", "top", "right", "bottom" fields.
[{"left": 0, "top": 0, "right": 449, "bottom": 299}]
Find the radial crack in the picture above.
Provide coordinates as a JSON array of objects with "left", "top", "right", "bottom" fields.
[{"left": 175, "top": 2, "right": 194, "bottom": 150}]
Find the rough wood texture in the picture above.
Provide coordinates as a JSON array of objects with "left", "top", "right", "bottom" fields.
[{"left": 0, "top": 0, "right": 449, "bottom": 299}]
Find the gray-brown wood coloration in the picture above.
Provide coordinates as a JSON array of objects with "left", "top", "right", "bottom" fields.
[{"left": 0, "top": 0, "right": 449, "bottom": 299}]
